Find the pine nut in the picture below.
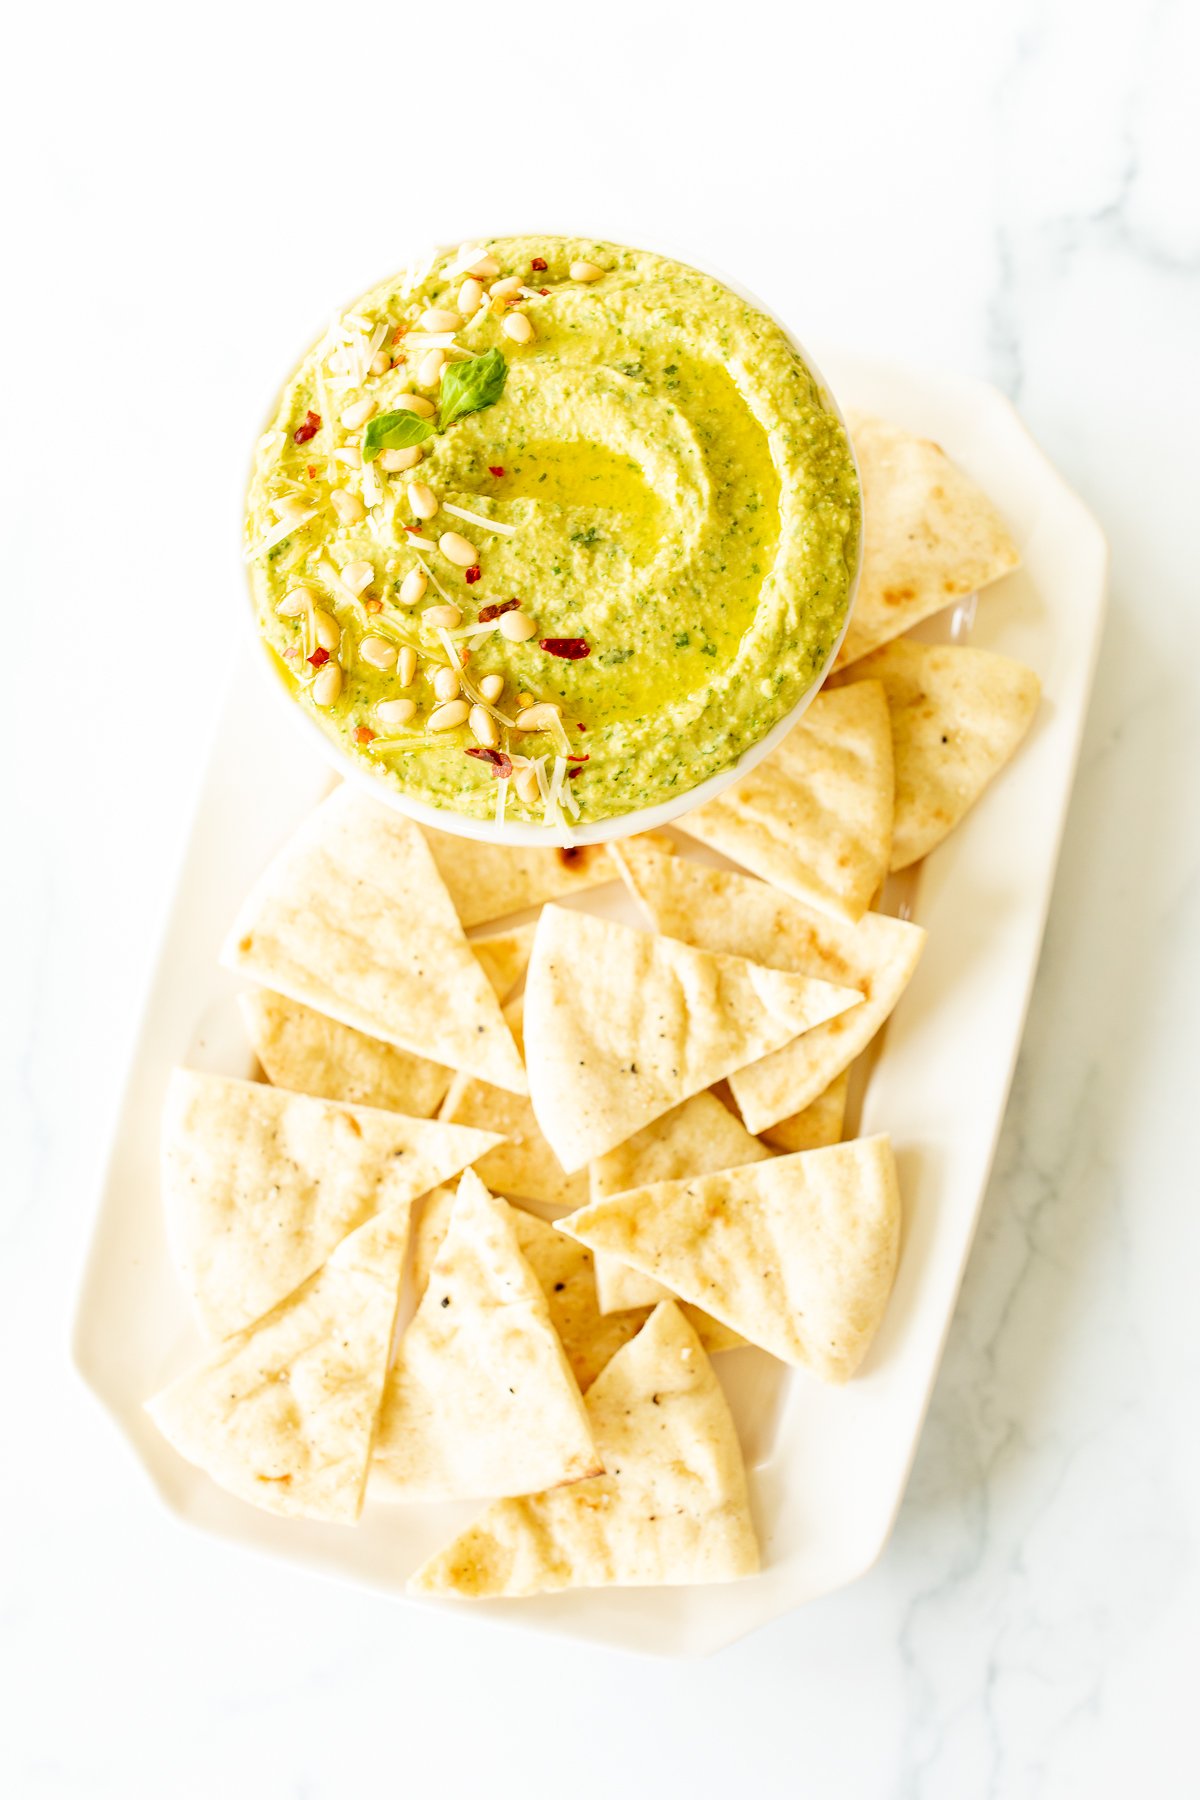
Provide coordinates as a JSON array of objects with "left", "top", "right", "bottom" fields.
[
  {"left": 391, "top": 393, "right": 436, "bottom": 417},
  {"left": 428, "top": 699, "right": 470, "bottom": 731},
  {"left": 489, "top": 276, "right": 522, "bottom": 300},
  {"left": 379, "top": 445, "right": 423, "bottom": 472},
  {"left": 570, "top": 260, "right": 605, "bottom": 282},
  {"left": 499, "top": 609, "right": 537, "bottom": 642},
  {"left": 397, "top": 646, "right": 417, "bottom": 686},
  {"left": 457, "top": 277, "right": 484, "bottom": 315},
  {"left": 399, "top": 568, "right": 427, "bottom": 606},
  {"left": 360, "top": 635, "right": 399, "bottom": 671},
  {"left": 418, "top": 349, "right": 446, "bottom": 388},
  {"left": 433, "top": 666, "right": 461, "bottom": 702},
  {"left": 478, "top": 673, "right": 504, "bottom": 702},
  {"left": 439, "top": 531, "right": 477, "bottom": 567},
  {"left": 341, "top": 396, "right": 376, "bottom": 429},
  {"left": 330, "top": 489, "right": 365, "bottom": 526},
  {"left": 376, "top": 697, "right": 416, "bottom": 728},
  {"left": 502, "top": 312, "right": 535, "bottom": 345},
  {"left": 517, "top": 691, "right": 535, "bottom": 708},
  {"left": 313, "top": 608, "right": 341, "bottom": 651},
  {"left": 369, "top": 351, "right": 391, "bottom": 376},
  {"left": 465, "top": 252, "right": 501, "bottom": 279},
  {"left": 514, "top": 764, "right": 540, "bottom": 804},
  {"left": 515, "top": 702, "right": 563, "bottom": 731},
  {"left": 276, "top": 588, "right": 311, "bottom": 617},
  {"left": 311, "top": 662, "right": 343, "bottom": 706},
  {"left": 419, "top": 308, "right": 462, "bottom": 332},
  {"left": 469, "top": 704, "right": 500, "bottom": 748},
  {"left": 274, "top": 494, "right": 314, "bottom": 525},
  {"left": 423, "top": 603, "right": 462, "bottom": 629},
  {"left": 408, "top": 482, "right": 439, "bottom": 520},
  {"left": 341, "top": 559, "right": 374, "bottom": 595}
]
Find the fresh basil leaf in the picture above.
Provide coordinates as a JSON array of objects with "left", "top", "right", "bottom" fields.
[
  {"left": 362, "top": 410, "right": 437, "bottom": 463},
  {"left": 438, "top": 348, "right": 508, "bottom": 430}
]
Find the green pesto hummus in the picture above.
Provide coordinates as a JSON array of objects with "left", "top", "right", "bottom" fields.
[{"left": 245, "top": 235, "right": 860, "bottom": 827}]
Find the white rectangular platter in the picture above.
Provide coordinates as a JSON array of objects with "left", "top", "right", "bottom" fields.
[{"left": 72, "top": 349, "right": 1107, "bottom": 1657}]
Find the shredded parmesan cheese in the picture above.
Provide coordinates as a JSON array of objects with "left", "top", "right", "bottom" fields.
[
  {"left": 494, "top": 775, "right": 509, "bottom": 825},
  {"left": 441, "top": 502, "right": 517, "bottom": 538},
  {"left": 244, "top": 510, "right": 317, "bottom": 562}
]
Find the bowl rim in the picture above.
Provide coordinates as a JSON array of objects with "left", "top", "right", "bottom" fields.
[{"left": 243, "top": 229, "right": 863, "bottom": 847}]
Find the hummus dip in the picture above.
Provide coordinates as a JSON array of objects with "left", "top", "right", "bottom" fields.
[{"left": 245, "top": 236, "right": 860, "bottom": 828}]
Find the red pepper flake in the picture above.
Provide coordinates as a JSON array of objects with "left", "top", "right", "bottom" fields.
[
  {"left": 464, "top": 564, "right": 482, "bottom": 585},
  {"left": 488, "top": 465, "right": 505, "bottom": 478},
  {"left": 538, "top": 287, "right": 550, "bottom": 296},
  {"left": 567, "top": 753, "right": 589, "bottom": 762},
  {"left": 392, "top": 323, "right": 408, "bottom": 344},
  {"left": 530, "top": 256, "right": 548, "bottom": 272},
  {"left": 307, "top": 647, "right": 330, "bottom": 668},
  {"left": 403, "top": 524, "right": 421, "bottom": 533},
  {"left": 577, "top": 721, "right": 587, "bottom": 730},
  {"left": 567, "top": 766, "right": 584, "bottom": 779},
  {"left": 306, "top": 463, "right": 317, "bottom": 479},
  {"left": 293, "top": 410, "right": 321, "bottom": 445},
  {"left": 465, "top": 747, "right": 513, "bottom": 779},
  {"left": 354, "top": 726, "right": 376, "bottom": 746},
  {"left": 363, "top": 597, "right": 383, "bottom": 614},
  {"left": 540, "top": 637, "right": 591, "bottom": 660},
  {"left": 478, "top": 598, "right": 520, "bottom": 623}
]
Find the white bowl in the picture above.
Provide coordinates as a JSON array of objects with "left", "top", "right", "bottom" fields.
[{"left": 245, "top": 233, "right": 862, "bottom": 847}]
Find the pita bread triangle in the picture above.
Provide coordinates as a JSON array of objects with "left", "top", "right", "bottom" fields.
[
  {"left": 759, "top": 1068, "right": 850, "bottom": 1153},
  {"left": 438, "top": 998, "right": 590, "bottom": 1210},
  {"left": 411, "top": 1186, "right": 646, "bottom": 1391},
  {"left": 239, "top": 989, "right": 453, "bottom": 1119},
  {"left": 409, "top": 1301, "right": 759, "bottom": 1597},
  {"left": 611, "top": 838, "right": 925, "bottom": 1134},
  {"left": 676, "top": 683, "right": 894, "bottom": 922},
  {"left": 470, "top": 923, "right": 537, "bottom": 1001},
  {"left": 163, "top": 1068, "right": 503, "bottom": 1340},
  {"left": 589, "top": 1091, "right": 771, "bottom": 1341},
  {"left": 369, "top": 1171, "right": 599, "bottom": 1501},
  {"left": 222, "top": 784, "right": 527, "bottom": 1093},
  {"left": 523, "top": 905, "right": 863, "bottom": 1172},
  {"left": 421, "top": 825, "right": 674, "bottom": 929},
  {"left": 833, "top": 411, "right": 1021, "bottom": 670},
  {"left": 831, "top": 639, "right": 1040, "bottom": 869},
  {"left": 559, "top": 1136, "right": 901, "bottom": 1381},
  {"left": 146, "top": 1202, "right": 410, "bottom": 1524}
]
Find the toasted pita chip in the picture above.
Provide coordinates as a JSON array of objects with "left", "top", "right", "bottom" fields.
[
  {"left": 421, "top": 827, "right": 674, "bottom": 929},
  {"left": 410, "top": 1302, "right": 758, "bottom": 1597},
  {"left": 438, "top": 999, "right": 589, "bottom": 1209},
  {"left": 222, "top": 785, "right": 527, "bottom": 1093},
  {"left": 588, "top": 1092, "right": 772, "bottom": 1344},
  {"left": 239, "top": 990, "right": 452, "bottom": 1118},
  {"left": 833, "top": 412, "right": 1021, "bottom": 670},
  {"left": 163, "top": 1069, "right": 502, "bottom": 1339},
  {"left": 759, "top": 1069, "right": 850, "bottom": 1153},
  {"left": 147, "top": 1203, "right": 409, "bottom": 1523},
  {"left": 370, "top": 1172, "right": 599, "bottom": 1501},
  {"left": 560, "top": 1136, "right": 901, "bottom": 1381},
  {"left": 410, "top": 1301, "right": 757, "bottom": 1597},
  {"left": 676, "top": 684, "right": 894, "bottom": 921},
  {"left": 470, "top": 923, "right": 537, "bottom": 1001},
  {"left": 412, "top": 1186, "right": 646, "bottom": 1390},
  {"left": 612, "top": 838, "right": 924, "bottom": 1134},
  {"left": 832, "top": 641, "right": 1040, "bottom": 869},
  {"left": 524, "top": 906, "right": 862, "bottom": 1172}
]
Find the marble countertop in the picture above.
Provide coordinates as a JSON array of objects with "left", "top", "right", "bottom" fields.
[{"left": 4, "top": 0, "right": 1197, "bottom": 1793}]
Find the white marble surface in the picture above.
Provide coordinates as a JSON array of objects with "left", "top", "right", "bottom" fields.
[{"left": 4, "top": 0, "right": 1198, "bottom": 1793}]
